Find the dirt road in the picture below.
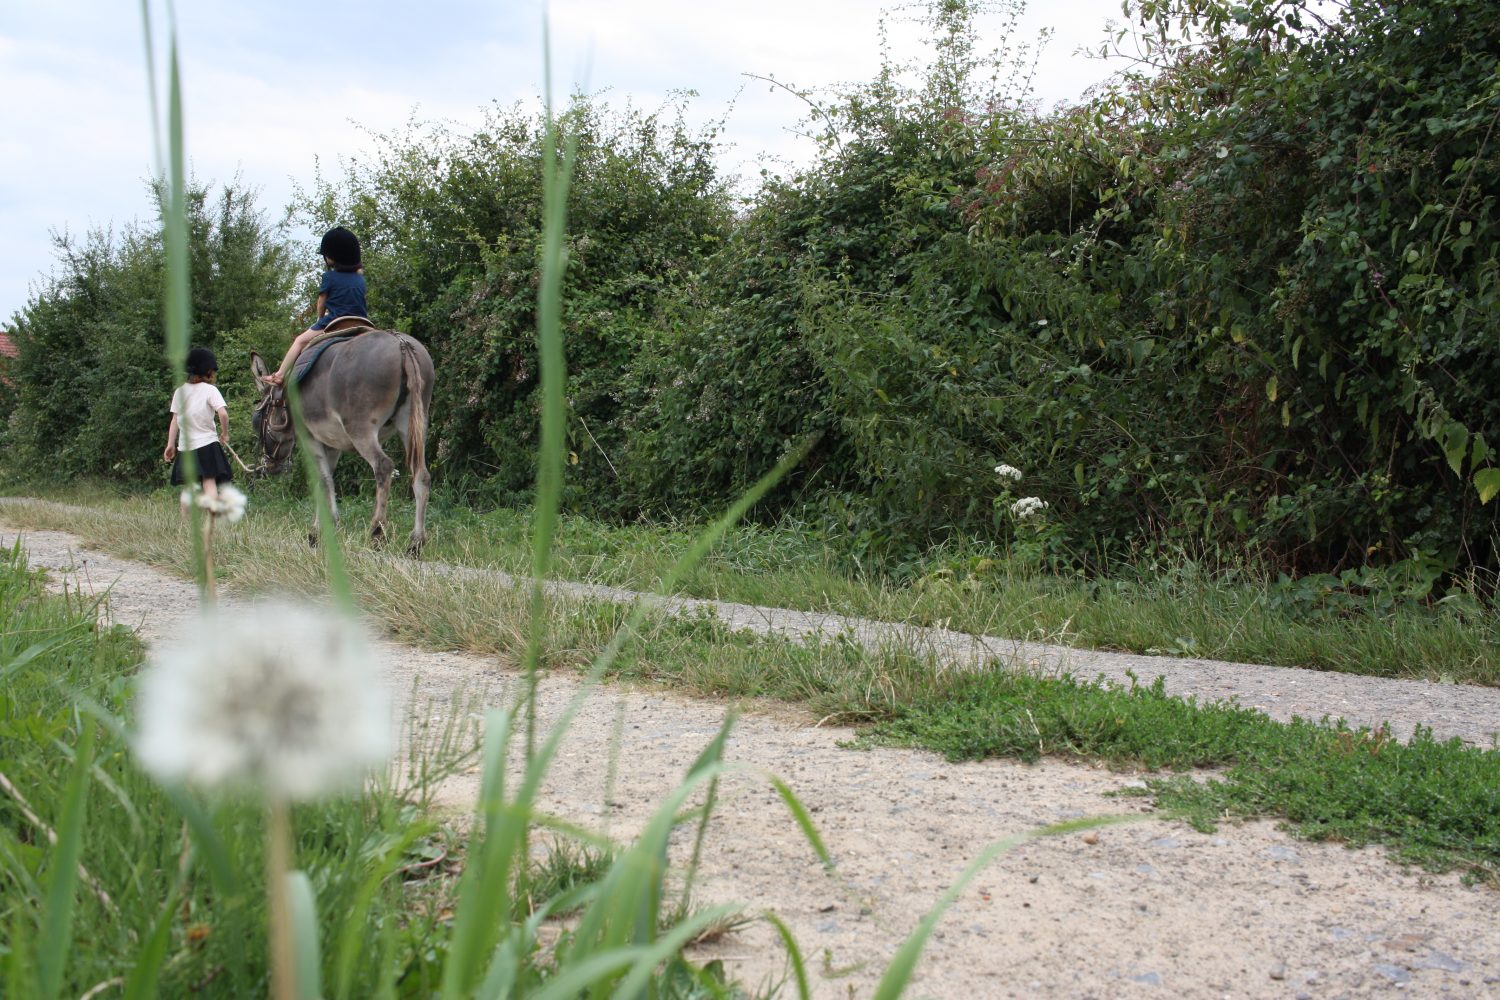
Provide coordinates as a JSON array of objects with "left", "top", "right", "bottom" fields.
[{"left": 5, "top": 522, "right": 1498, "bottom": 999}]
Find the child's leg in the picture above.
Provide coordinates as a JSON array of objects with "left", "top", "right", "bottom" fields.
[
  {"left": 201, "top": 477, "right": 220, "bottom": 503},
  {"left": 271, "top": 328, "right": 318, "bottom": 384}
]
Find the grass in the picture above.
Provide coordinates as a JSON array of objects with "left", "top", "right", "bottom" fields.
[
  {"left": 3, "top": 498, "right": 1499, "bottom": 887},
  {"left": 0, "top": 541, "right": 464, "bottom": 996},
  {"left": 3, "top": 485, "right": 1498, "bottom": 687},
  {"left": 858, "top": 670, "right": 1500, "bottom": 881}
]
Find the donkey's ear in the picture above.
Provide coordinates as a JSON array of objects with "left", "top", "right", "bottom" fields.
[{"left": 250, "top": 351, "right": 269, "bottom": 382}]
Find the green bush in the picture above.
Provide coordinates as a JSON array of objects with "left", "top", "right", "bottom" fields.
[{"left": 3, "top": 181, "right": 297, "bottom": 481}]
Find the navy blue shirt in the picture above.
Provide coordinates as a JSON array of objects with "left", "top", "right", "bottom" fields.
[{"left": 312, "top": 269, "right": 367, "bottom": 329}]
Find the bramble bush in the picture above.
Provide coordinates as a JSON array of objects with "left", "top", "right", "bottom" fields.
[{"left": 6, "top": 0, "right": 1497, "bottom": 591}]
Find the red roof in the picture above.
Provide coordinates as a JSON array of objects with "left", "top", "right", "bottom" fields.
[{"left": 0, "top": 331, "right": 16, "bottom": 359}]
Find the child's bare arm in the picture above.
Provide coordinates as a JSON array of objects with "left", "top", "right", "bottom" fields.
[
  {"left": 215, "top": 406, "right": 230, "bottom": 444},
  {"left": 163, "top": 414, "right": 179, "bottom": 462}
]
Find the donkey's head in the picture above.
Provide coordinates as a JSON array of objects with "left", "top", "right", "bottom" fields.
[{"left": 250, "top": 352, "right": 296, "bottom": 475}]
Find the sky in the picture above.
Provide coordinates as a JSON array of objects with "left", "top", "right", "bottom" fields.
[{"left": 0, "top": 0, "right": 1139, "bottom": 322}]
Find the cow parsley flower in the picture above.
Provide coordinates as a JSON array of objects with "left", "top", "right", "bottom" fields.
[
  {"left": 135, "top": 601, "right": 393, "bottom": 801},
  {"left": 1009, "top": 496, "right": 1049, "bottom": 521},
  {"left": 994, "top": 464, "right": 1023, "bottom": 482}
]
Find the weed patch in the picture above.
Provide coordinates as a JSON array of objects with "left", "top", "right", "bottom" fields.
[{"left": 861, "top": 671, "right": 1500, "bottom": 880}]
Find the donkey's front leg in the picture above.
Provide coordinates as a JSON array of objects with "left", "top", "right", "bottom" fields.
[{"left": 308, "top": 441, "right": 341, "bottom": 547}]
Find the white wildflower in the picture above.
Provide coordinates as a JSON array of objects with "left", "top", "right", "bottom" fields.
[
  {"left": 135, "top": 601, "right": 394, "bottom": 801},
  {"left": 197, "top": 485, "right": 249, "bottom": 523},
  {"left": 1035, "top": 319, "right": 1049, "bottom": 327},
  {"left": 1216, "top": 146, "right": 1230, "bottom": 159},
  {"left": 1009, "top": 496, "right": 1049, "bottom": 521},
  {"left": 994, "top": 464, "right": 1023, "bottom": 482}
]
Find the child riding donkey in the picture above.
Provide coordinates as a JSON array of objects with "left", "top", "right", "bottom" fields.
[{"left": 266, "top": 227, "right": 370, "bottom": 386}]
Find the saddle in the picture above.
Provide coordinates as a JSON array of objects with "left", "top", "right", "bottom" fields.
[{"left": 291, "top": 315, "right": 379, "bottom": 385}]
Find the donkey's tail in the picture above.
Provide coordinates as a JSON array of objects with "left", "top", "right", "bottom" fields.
[{"left": 397, "top": 334, "right": 428, "bottom": 477}]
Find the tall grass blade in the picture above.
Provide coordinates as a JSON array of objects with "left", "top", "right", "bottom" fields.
[
  {"left": 517, "top": 435, "right": 819, "bottom": 822},
  {"left": 521, "top": 14, "right": 582, "bottom": 776},
  {"left": 604, "top": 903, "right": 740, "bottom": 999},
  {"left": 524, "top": 947, "right": 654, "bottom": 1000},
  {"left": 136, "top": 0, "right": 162, "bottom": 167},
  {"left": 287, "top": 870, "right": 323, "bottom": 1000},
  {"left": 677, "top": 712, "right": 735, "bottom": 912},
  {"left": 37, "top": 718, "right": 95, "bottom": 1000},
  {"left": 122, "top": 861, "right": 190, "bottom": 1000},
  {"left": 767, "top": 775, "right": 833, "bottom": 869},
  {"left": 283, "top": 377, "right": 355, "bottom": 612},
  {"left": 762, "top": 913, "right": 812, "bottom": 1000},
  {"left": 333, "top": 823, "right": 430, "bottom": 999},
  {"left": 0, "top": 634, "right": 68, "bottom": 682},
  {"left": 871, "top": 816, "right": 1133, "bottom": 1000},
  {"left": 6, "top": 911, "right": 34, "bottom": 998},
  {"left": 441, "top": 708, "right": 522, "bottom": 999}
]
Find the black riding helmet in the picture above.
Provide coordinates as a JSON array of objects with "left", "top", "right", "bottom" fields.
[
  {"left": 185, "top": 347, "right": 217, "bottom": 377},
  {"left": 318, "top": 226, "right": 361, "bottom": 269}
]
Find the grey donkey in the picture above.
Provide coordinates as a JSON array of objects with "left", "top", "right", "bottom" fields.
[{"left": 251, "top": 328, "right": 434, "bottom": 554}]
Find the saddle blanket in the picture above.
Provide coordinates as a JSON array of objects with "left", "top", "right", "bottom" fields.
[{"left": 291, "top": 334, "right": 356, "bottom": 385}]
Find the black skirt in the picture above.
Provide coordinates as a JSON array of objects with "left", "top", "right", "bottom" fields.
[{"left": 171, "top": 442, "right": 233, "bottom": 485}]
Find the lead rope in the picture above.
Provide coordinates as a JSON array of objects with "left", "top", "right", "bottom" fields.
[{"left": 222, "top": 439, "right": 260, "bottom": 475}]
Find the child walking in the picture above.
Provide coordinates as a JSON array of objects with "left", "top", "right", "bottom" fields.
[
  {"left": 265, "top": 226, "right": 367, "bottom": 386},
  {"left": 164, "top": 347, "right": 233, "bottom": 501}
]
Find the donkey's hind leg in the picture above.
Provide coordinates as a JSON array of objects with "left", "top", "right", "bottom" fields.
[
  {"left": 350, "top": 426, "right": 396, "bottom": 547},
  {"left": 395, "top": 415, "right": 432, "bottom": 556}
]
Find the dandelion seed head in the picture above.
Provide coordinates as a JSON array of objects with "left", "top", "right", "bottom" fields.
[
  {"left": 193, "top": 485, "right": 248, "bottom": 522},
  {"left": 135, "top": 601, "right": 393, "bottom": 801}
]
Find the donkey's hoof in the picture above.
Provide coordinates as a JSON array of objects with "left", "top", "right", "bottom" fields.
[
  {"left": 405, "top": 535, "right": 426, "bottom": 558},
  {"left": 370, "top": 523, "right": 387, "bottom": 548},
  {"left": 307, "top": 532, "right": 319, "bottom": 549}
]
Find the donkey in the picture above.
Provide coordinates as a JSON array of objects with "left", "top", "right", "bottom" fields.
[{"left": 251, "top": 327, "right": 434, "bottom": 554}]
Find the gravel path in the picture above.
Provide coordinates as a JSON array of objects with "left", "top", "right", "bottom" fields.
[
  {"left": 439, "top": 563, "right": 1500, "bottom": 748},
  {"left": 5, "top": 521, "right": 1499, "bottom": 1000}
]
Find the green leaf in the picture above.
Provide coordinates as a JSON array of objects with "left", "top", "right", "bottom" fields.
[
  {"left": 1475, "top": 468, "right": 1500, "bottom": 505},
  {"left": 38, "top": 719, "right": 95, "bottom": 1000},
  {"left": 1443, "top": 423, "right": 1470, "bottom": 476},
  {"left": 1265, "top": 376, "right": 1278, "bottom": 403}
]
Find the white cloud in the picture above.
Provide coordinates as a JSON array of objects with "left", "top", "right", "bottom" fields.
[{"left": 0, "top": 0, "right": 1130, "bottom": 318}]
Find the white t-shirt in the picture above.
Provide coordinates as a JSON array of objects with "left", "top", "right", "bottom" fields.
[{"left": 171, "top": 382, "right": 227, "bottom": 451}]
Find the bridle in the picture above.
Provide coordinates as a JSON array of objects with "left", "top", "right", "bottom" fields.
[{"left": 253, "top": 383, "right": 297, "bottom": 472}]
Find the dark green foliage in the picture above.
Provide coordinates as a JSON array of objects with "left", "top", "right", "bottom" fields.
[
  {"left": 629, "top": 0, "right": 1500, "bottom": 581},
  {"left": 6, "top": 0, "right": 1498, "bottom": 589},
  {"left": 863, "top": 668, "right": 1500, "bottom": 877},
  {"left": 294, "top": 97, "right": 733, "bottom": 509},
  {"left": 3, "top": 181, "right": 297, "bottom": 480}
]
